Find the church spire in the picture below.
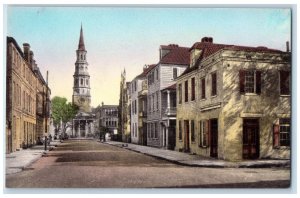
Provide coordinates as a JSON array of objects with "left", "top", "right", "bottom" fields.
[{"left": 78, "top": 24, "right": 85, "bottom": 50}]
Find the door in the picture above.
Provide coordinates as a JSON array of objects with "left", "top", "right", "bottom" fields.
[
  {"left": 184, "top": 120, "right": 190, "bottom": 152},
  {"left": 243, "top": 119, "right": 259, "bottom": 159},
  {"left": 142, "top": 124, "right": 147, "bottom": 145},
  {"left": 168, "top": 120, "right": 176, "bottom": 150},
  {"left": 210, "top": 119, "right": 218, "bottom": 158}
]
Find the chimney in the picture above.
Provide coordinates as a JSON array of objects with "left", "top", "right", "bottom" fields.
[
  {"left": 201, "top": 37, "right": 213, "bottom": 43},
  {"left": 143, "top": 64, "right": 149, "bottom": 71},
  {"left": 286, "top": 41, "right": 290, "bottom": 52},
  {"left": 23, "top": 43, "right": 30, "bottom": 62}
]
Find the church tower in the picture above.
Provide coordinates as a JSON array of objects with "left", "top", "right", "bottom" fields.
[{"left": 72, "top": 25, "right": 91, "bottom": 112}]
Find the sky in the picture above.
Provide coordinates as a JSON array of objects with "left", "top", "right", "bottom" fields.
[{"left": 5, "top": 6, "right": 291, "bottom": 107}]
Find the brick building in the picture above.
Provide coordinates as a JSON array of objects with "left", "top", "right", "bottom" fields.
[
  {"left": 176, "top": 37, "right": 291, "bottom": 161},
  {"left": 6, "top": 37, "right": 51, "bottom": 153}
]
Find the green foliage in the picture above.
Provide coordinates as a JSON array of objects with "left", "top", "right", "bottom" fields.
[{"left": 51, "top": 96, "right": 79, "bottom": 131}]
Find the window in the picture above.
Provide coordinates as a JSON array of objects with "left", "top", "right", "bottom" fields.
[
  {"left": 274, "top": 118, "right": 290, "bottom": 147},
  {"left": 179, "top": 120, "right": 182, "bottom": 140},
  {"left": 152, "top": 123, "right": 155, "bottom": 138},
  {"left": 178, "top": 84, "right": 182, "bottom": 104},
  {"left": 152, "top": 94, "right": 155, "bottom": 112},
  {"left": 185, "top": 80, "right": 188, "bottom": 102},
  {"left": 201, "top": 78, "right": 205, "bottom": 99},
  {"left": 154, "top": 122, "right": 158, "bottom": 138},
  {"left": 239, "top": 70, "right": 261, "bottom": 94},
  {"left": 173, "top": 68, "right": 178, "bottom": 79},
  {"left": 81, "top": 79, "right": 83, "bottom": 85},
  {"left": 280, "top": 71, "right": 290, "bottom": 95},
  {"left": 191, "top": 78, "right": 195, "bottom": 101},
  {"left": 156, "top": 92, "right": 159, "bottom": 110},
  {"left": 199, "top": 120, "right": 208, "bottom": 147},
  {"left": 191, "top": 120, "right": 195, "bottom": 142},
  {"left": 148, "top": 123, "right": 151, "bottom": 138},
  {"left": 86, "top": 79, "right": 88, "bottom": 85},
  {"left": 156, "top": 68, "right": 159, "bottom": 80},
  {"left": 211, "top": 73, "right": 217, "bottom": 96}
]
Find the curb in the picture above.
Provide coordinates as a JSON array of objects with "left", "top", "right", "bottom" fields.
[
  {"left": 6, "top": 142, "right": 62, "bottom": 175},
  {"left": 104, "top": 142, "right": 290, "bottom": 169}
]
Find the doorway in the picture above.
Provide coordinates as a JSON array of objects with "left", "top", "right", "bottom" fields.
[
  {"left": 184, "top": 120, "right": 190, "bottom": 152},
  {"left": 243, "top": 119, "right": 260, "bottom": 159},
  {"left": 210, "top": 119, "right": 218, "bottom": 158}
]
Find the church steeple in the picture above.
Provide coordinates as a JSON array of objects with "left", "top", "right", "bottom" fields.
[
  {"left": 73, "top": 25, "right": 91, "bottom": 112},
  {"left": 78, "top": 24, "right": 85, "bottom": 51}
]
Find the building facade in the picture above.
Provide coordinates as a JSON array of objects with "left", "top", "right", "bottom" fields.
[
  {"left": 176, "top": 37, "right": 291, "bottom": 161},
  {"left": 129, "top": 65, "right": 155, "bottom": 145},
  {"left": 72, "top": 25, "right": 95, "bottom": 138},
  {"left": 118, "top": 69, "right": 131, "bottom": 142},
  {"left": 146, "top": 44, "right": 190, "bottom": 149},
  {"left": 96, "top": 103, "right": 118, "bottom": 135},
  {"left": 6, "top": 37, "right": 50, "bottom": 153}
]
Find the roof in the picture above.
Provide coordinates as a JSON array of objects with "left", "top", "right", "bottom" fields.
[
  {"left": 162, "top": 83, "right": 177, "bottom": 91},
  {"left": 180, "top": 40, "right": 285, "bottom": 77},
  {"left": 78, "top": 25, "right": 86, "bottom": 50},
  {"left": 7, "top": 37, "right": 24, "bottom": 58},
  {"left": 135, "top": 64, "right": 157, "bottom": 79},
  {"left": 160, "top": 46, "right": 190, "bottom": 65},
  {"left": 190, "top": 41, "right": 283, "bottom": 57}
]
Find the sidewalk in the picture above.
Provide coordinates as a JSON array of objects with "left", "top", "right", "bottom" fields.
[
  {"left": 105, "top": 141, "right": 290, "bottom": 168},
  {"left": 5, "top": 140, "right": 62, "bottom": 175}
]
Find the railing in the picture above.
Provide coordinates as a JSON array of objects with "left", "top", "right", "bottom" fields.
[
  {"left": 138, "top": 111, "right": 147, "bottom": 118},
  {"left": 163, "top": 107, "right": 176, "bottom": 117}
]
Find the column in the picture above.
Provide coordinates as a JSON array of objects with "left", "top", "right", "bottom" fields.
[
  {"left": 167, "top": 90, "right": 170, "bottom": 112},
  {"left": 77, "top": 120, "right": 80, "bottom": 137},
  {"left": 91, "top": 121, "right": 94, "bottom": 135},
  {"left": 162, "top": 126, "right": 165, "bottom": 147},
  {"left": 85, "top": 120, "right": 88, "bottom": 137},
  {"left": 166, "top": 121, "right": 169, "bottom": 149}
]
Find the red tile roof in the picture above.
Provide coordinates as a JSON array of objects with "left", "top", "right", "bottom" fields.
[
  {"left": 135, "top": 64, "right": 157, "bottom": 79},
  {"left": 180, "top": 40, "right": 285, "bottom": 77},
  {"left": 160, "top": 46, "right": 190, "bottom": 65},
  {"left": 190, "top": 42, "right": 283, "bottom": 60}
]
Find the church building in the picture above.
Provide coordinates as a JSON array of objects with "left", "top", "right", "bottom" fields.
[{"left": 72, "top": 25, "right": 95, "bottom": 138}]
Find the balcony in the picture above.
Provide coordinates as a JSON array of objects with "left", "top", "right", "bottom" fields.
[
  {"left": 138, "top": 111, "right": 147, "bottom": 118},
  {"left": 163, "top": 107, "right": 176, "bottom": 117}
]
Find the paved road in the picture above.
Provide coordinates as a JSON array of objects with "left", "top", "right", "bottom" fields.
[{"left": 6, "top": 139, "right": 290, "bottom": 188}]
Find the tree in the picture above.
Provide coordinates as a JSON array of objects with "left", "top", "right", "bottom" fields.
[{"left": 51, "top": 96, "right": 79, "bottom": 135}]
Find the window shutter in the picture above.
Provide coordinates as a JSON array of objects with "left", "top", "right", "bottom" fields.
[
  {"left": 273, "top": 124, "right": 280, "bottom": 147},
  {"left": 239, "top": 70, "right": 245, "bottom": 93},
  {"left": 256, "top": 71, "right": 261, "bottom": 94},
  {"left": 280, "top": 71, "right": 290, "bottom": 95},
  {"left": 206, "top": 120, "right": 210, "bottom": 146}
]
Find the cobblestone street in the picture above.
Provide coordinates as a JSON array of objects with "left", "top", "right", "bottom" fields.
[{"left": 6, "top": 139, "right": 290, "bottom": 188}]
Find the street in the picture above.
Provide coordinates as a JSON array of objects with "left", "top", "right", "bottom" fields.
[{"left": 6, "top": 139, "right": 290, "bottom": 188}]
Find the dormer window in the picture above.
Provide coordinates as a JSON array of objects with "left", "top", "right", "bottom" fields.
[{"left": 190, "top": 49, "right": 201, "bottom": 68}]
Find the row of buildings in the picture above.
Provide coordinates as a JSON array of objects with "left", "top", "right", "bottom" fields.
[
  {"left": 6, "top": 37, "right": 51, "bottom": 154},
  {"left": 118, "top": 37, "right": 291, "bottom": 161}
]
